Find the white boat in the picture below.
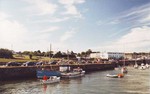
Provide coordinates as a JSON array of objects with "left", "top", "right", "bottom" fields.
[
  {"left": 61, "top": 68, "right": 85, "bottom": 78},
  {"left": 121, "top": 67, "right": 128, "bottom": 73},
  {"left": 134, "top": 63, "right": 138, "bottom": 69},
  {"left": 41, "top": 76, "right": 60, "bottom": 84},
  {"left": 106, "top": 74, "right": 118, "bottom": 78},
  {"left": 139, "top": 63, "right": 146, "bottom": 70},
  {"left": 121, "top": 53, "right": 128, "bottom": 73},
  {"left": 106, "top": 73, "right": 124, "bottom": 78},
  {"left": 145, "top": 63, "right": 149, "bottom": 69}
]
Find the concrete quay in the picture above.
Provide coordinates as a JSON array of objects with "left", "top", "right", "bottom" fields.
[
  {"left": 0, "top": 63, "right": 115, "bottom": 80},
  {"left": 117, "top": 59, "right": 150, "bottom": 66}
]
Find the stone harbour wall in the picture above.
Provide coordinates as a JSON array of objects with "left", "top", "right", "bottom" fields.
[{"left": 0, "top": 64, "right": 115, "bottom": 80}]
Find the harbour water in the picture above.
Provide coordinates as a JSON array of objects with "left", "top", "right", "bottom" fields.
[{"left": 0, "top": 67, "right": 149, "bottom": 94}]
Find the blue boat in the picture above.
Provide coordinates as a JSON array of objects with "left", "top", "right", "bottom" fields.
[{"left": 36, "top": 70, "right": 61, "bottom": 79}]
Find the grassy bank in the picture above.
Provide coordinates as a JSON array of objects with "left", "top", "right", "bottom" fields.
[
  {"left": 0, "top": 55, "right": 60, "bottom": 64},
  {"left": 0, "top": 58, "right": 32, "bottom": 63},
  {"left": 0, "top": 55, "right": 38, "bottom": 63}
]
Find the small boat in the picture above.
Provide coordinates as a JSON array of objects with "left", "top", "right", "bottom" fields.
[
  {"left": 61, "top": 67, "right": 85, "bottom": 78},
  {"left": 139, "top": 63, "right": 146, "bottom": 70},
  {"left": 145, "top": 63, "right": 149, "bottom": 69},
  {"left": 121, "top": 67, "right": 128, "bottom": 73},
  {"left": 106, "top": 73, "right": 124, "bottom": 78},
  {"left": 121, "top": 54, "right": 128, "bottom": 73},
  {"left": 134, "top": 63, "right": 138, "bottom": 69},
  {"left": 106, "top": 74, "right": 118, "bottom": 78},
  {"left": 41, "top": 76, "right": 60, "bottom": 84}
]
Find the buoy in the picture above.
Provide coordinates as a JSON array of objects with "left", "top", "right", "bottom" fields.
[{"left": 117, "top": 73, "right": 124, "bottom": 78}]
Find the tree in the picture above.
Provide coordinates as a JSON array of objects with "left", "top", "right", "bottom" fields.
[
  {"left": 81, "top": 52, "right": 86, "bottom": 57},
  {"left": 0, "top": 48, "right": 13, "bottom": 58},
  {"left": 22, "top": 51, "right": 31, "bottom": 55},
  {"left": 29, "top": 54, "right": 32, "bottom": 59},
  {"left": 69, "top": 51, "right": 76, "bottom": 58},
  {"left": 77, "top": 53, "right": 81, "bottom": 57},
  {"left": 86, "top": 49, "right": 92, "bottom": 55},
  {"left": 53, "top": 51, "right": 62, "bottom": 58}
]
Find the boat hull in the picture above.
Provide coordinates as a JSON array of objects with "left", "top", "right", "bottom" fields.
[
  {"left": 106, "top": 74, "right": 124, "bottom": 78},
  {"left": 106, "top": 74, "right": 118, "bottom": 78},
  {"left": 61, "top": 71, "right": 85, "bottom": 78},
  {"left": 41, "top": 77, "right": 60, "bottom": 84}
]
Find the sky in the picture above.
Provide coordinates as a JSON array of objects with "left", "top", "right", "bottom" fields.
[{"left": 0, "top": 0, "right": 150, "bottom": 53}]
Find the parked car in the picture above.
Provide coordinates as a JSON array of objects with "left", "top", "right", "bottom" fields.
[
  {"left": 22, "top": 61, "right": 36, "bottom": 66},
  {"left": 6, "top": 61, "right": 21, "bottom": 66},
  {"left": 36, "top": 61, "right": 45, "bottom": 65},
  {"left": 49, "top": 61, "right": 57, "bottom": 65}
]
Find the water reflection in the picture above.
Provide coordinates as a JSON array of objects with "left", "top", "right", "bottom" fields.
[{"left": 43, "top": 84, "right": 47, "bottom": 94}]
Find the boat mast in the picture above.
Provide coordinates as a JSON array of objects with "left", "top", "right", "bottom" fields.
[
  {"left": 123, "top": 42, "right": 126, "bottom": 67},
  {"left": 123, "top": 52, "right": 125, "bottom": 66},
  {"left": 49, "top": 44, "right": 52, "bottom": 59},
  {"left": 49, "top": 43, "right": 53, "bottom": 70},
  {"left": 67, "top": 50, "right": 69, "bottom": 60}
]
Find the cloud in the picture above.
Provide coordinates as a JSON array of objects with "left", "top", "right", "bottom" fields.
[
  {"left": 120, "top": 3, "right": 150, "bottom": 19},
  {"left": 60, "top": 29, "right": 77, "bottom": 42},
  {"left": 0, "top": 12, "right": 10, "bottom": 20},
  {"left": 58, "top": 0, "right": 85, "bottom": 5},
  {"left": 59, "top": 0, "right": 85, "bottom": 18},
  {"left": 109, "top": 20, "right": 120, "bottom": 25},
  {"left": 28, "top": 17, "right": 70, "bottom": 23},
  {"left": 92, "top": 26, "right": 150, "bottom": 52},
  {"left": 0, "top": 12, "right": 28, "bottom": 48},
  {"left": 49, "top": 17, "right": 70, "bottom": 22},
  {"left": 63, "top": 5, "right": 81, "bottom": 16},
  {"left": 23, "top": 0, "right": 86, "bottom": 24},
  {"left": 116, "top": 26, "right": 150, "bottom": 52},
  {"left": 41, "top": 26, "right": 60, "bottom": 33},
  {"left": 139, "top": 14, "right": 150, "bottom": 23},
  {"left": 24, "top": 0, "right": 57, "bottom": 15},
  {"left": 105, "top": 3, "right": 150, "bottom": 26}
]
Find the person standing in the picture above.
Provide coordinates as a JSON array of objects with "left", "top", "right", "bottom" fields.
[{"left": 43, "top": 75, "right": 48, "bottom": 81}]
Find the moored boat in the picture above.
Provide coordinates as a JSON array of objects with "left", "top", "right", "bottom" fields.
[
  {"left": 121, "top": 67, "right": 128, "bottom": 73},
  {"left": 106, "top": 74, "right": 118, "bottom": 78},
  {"left": 145, "top": 63, "right": 149, "bottom": 69},
  {"left": 134, "top": 63, "right": 138, "bottom": 69},
  {"left": 61, "top": 67, "right": 85, "bottom": 78},
  {"left": 106, "top": 73, "right": 124, "bottom": 78},
  {"left": 139, "top": 63, "right": 146, "bottom": 70}
]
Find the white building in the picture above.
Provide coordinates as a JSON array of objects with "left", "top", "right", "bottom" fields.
[
  {"left": 90, "top": 52, "right": 101, "bottom": 58},
  {"left": 90, "top": 52, "right": 124, "bottom": 59}
]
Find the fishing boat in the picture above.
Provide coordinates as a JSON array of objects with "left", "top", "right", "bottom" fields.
[
  {"left": 36, "top": 70, "right": 61, "bottom": 79},
  {"left": 41, "top": 76, "right": 60, "bottom": 84},
  {"left": 61, "top": 67, "right": 85, "bottom": 78},
  {"left": 106, "top": 73, "right": 124, "bottom": 78}
]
